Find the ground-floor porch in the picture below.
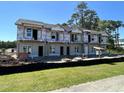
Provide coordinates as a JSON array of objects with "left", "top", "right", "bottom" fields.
[{"left": 83, "top": 44, "right": 107, "bottom": 57}]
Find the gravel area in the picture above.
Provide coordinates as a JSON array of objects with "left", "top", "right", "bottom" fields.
[{"left": 51, "top": 75, "right": 124, "bottom": 92}]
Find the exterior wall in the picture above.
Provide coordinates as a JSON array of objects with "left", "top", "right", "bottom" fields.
[
  {"left": 17, "top": 25, "right": 25, "bottom": 40},
  {"left": 64, "top": 32, "right": 70, "bottom": 42},
  {"left": 38, "top": 30, "right": 42, "bottom": 40}
]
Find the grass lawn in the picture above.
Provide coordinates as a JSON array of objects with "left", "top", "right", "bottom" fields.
[{"left": 0, "top": 62, "right": 124, "bottom": 91}]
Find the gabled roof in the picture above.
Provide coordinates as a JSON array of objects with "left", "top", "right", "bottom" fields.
[
  {"left": 59, "top": 25, "right": 82, "bottom": 33},
  {"left": 71, "top": 25, "right": 82, "bottom": 33}
]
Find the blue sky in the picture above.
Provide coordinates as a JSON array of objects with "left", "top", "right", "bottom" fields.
[{"left": 0, "top": 1, "right": 124, "bottom": 41}]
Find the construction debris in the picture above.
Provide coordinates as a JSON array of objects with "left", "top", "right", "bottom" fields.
[{"left": 0, "top": 54, "right": 19, "bottom": 66}]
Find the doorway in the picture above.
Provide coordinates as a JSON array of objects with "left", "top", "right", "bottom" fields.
[
  {"left": 60, "top": 46, "right": 64, "bottom": 55},
  {"left": 38, "top": 46, "right": 43, "bottom": 57},
  {"left": 88, "top": 35, "right": 91, "bottom": 43},
  {"left": 67, "top": 46, "right": 70, "bottom": 55},
  {"left": 33, "top": 29, "right": 38, "bottom": 40}
]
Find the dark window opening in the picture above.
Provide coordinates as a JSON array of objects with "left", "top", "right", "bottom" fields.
[
  {"left": 52, "top": 36, "right": 55, "bottom": 39},
  {"left": 99, "top": 36, "right": 101, "bottom": 43},
  {"left": 88, "top": 35, "right": 91, "bottom": 43}
]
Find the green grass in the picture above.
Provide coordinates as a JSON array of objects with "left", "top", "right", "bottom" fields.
[{"left": 0, "top": 62, "right": 124, "bottom": 91}]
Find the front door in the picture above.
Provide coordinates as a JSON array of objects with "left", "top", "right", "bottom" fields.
[
  {"left": 60, "top": 46, "right": 64, "bottom": 55},
  {"left": 38, "top": 46, "right": 43, "bottom": 56},
  {"left": 67, "top": 46, "right": 70, "bottom": 55}
]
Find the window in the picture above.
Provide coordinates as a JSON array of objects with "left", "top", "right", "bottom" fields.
[
  {"left": 75, "top": 34, "right": 78, "bottom": 41},
  {"left": 27, "top": 28, "right": 32, "bottom": 37},
  {"left": 23, "top": 46, "right": 27, "bottom": 53},
  {"left": 71, "top": 34, "right": 78, "bottom": 42},
  {"left": 75, "top": 46, "right": 79, "bottom": 53},
  {"left": 50, "top": 46, "right": 55, "bottom": 53},
  {"left": 23, "top": 46, "right": 32, "bottom": 54}
]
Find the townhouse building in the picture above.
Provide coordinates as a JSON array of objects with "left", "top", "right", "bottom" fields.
[{"left": 15, "top": 19, "right": 108, "bottom": 59}]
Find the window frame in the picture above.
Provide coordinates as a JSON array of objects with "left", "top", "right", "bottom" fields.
[
  {"left": 75, "top": 46, "right": 79, "bottom": 53},
  {"left": 26, "top": 28, "right": 32, "bottom": 37},
  {"left": 50, "top": 46, "right": 55, "bottom": 54},
  {"left": 23, "top": 45, "right": 32, "bottom": 54}
]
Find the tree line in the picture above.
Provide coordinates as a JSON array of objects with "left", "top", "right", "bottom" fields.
[
  {"left": 62, "top": 2, "right": 124, "bottom": 49},
  {"left": 0, "top": 41, "right": 16, "bottom": 49}
]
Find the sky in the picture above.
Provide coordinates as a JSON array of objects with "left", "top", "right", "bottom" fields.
[{"left": 0, "top": 1, "right": 124, "bottom": 41}]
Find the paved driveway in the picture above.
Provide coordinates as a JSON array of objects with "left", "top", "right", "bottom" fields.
[{"left": 51, "top": 75, "right": 124, "bottom": 92}]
